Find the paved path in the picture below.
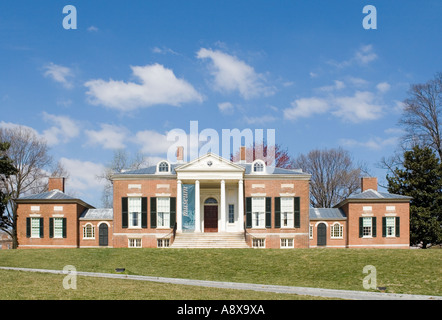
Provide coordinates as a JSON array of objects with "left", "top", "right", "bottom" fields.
[{"left": 0, "top": 266, "right": 440, "bottom": 300}]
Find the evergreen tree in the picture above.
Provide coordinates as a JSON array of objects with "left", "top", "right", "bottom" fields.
[
  {"left": 0, "top": 142, "right": 18, "bottom": 227},
  {"left": 387, "top": 145, "right": 442, "bottom": 248}
]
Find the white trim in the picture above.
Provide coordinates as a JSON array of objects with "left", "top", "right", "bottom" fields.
[
  {"left": 113, "top": 233, "right": 170, "bottom": 238},
  {"left": 128, "top": 184, "right": 141, "bottom": 189},
  {"left": 29, "top": 213, "right": 41, "bottom": 217},
  {"left": 314, "top": 221, "right": 328, "bottom": 227},
  {"left": 348, "top": 243, "right": 409, "bottom": 248},
  {"left": 279, "top": 193, "right": 296, "bottom": 197},
  {"left": 54, "top": 206, "right": 63, "bottom": 212},
  {"left": 251, "top": 159, "right": 266, "bottom": 174},
  {"left": 155, "top": 193, "right": 171, "bottom": 197},
  {"left": 156, "top": 184, "right": 170, "bottom": 189},
  {"left": 362, "top": 213, "right": 374, "bottom": 217},
  {"left": 156, "top": 160, "right": 171, "bottom": 174},
  {"left": 385, "top": 213, "right": 397, "bottom": 217},
  {"left": 30, "top": 206, "right": 40, "bottom": 212},
  {"left": 18, "top": 245, "right": 78, "bottom": 248},
  {"left": 250, "top": 193, "right": 266, "bottom": 197},
  {"left": 52, "top": 214, "right": 64, "bottom": 218},
  {"left": 281, "top": 184, "right": 294, "bottom": 188},
  {"left": 127, "top": 193, "right": 143, "bottom": 197}
]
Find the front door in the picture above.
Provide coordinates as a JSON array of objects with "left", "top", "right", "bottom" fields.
[
  {"left": 99, "top": 224, "right": 109, "bottom": 246},
  {"left": 317, "top": 223, "right": 327, "bottom": 247},
  {"left": 204, "top": 205, "right": 218, "bottom": 232}
]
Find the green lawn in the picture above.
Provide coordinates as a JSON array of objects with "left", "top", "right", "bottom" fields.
[{"left": 0, "top": 248, "right": 440, "bottom": 298}]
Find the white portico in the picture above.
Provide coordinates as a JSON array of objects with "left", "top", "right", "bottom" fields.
[{"left": 175, "top": 153, "right": 245, "bottom": 233}]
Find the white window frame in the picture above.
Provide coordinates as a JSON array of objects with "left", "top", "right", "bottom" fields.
[
  {"left": 280, "top": 238, "right": 294, "bottom": 248},
  {"left": 157, "top": 238, "right": 170, "bottom": 248},
  {"left": 330, "top": 222, "right": 343, "bottom": 239},
  {"left": 252, "top": 197, "right": 265, "bottom": 228},
  {"left": 30, "top": 218, "right": 41, "bottom": 238},
  {"left": 309, "top": 225, "right": 313, "bottom": 239},
  {"left": 157, "top": 161, "right": 170, "bottom": 174},
  {"left": 128, "top": 238, "right": 142, "bottom": 248},
  {"left": 157, "top": 197, "right": 170, "bottom": 228},
  {"left": 362, "top": 217, "right": 372, "bottom": 238},
  {"left": 83, "top": 223, "right": 95, "bottom": 239},
  {"left": 280, "top": 197, "right": 294, "bottom": 228},
  {"left": 128, "top": 197, "right": 142, "bottom": 229},
  {"left": 228, "top": 204, "right": 235, "bottom": 224},
  {"left": 252, "top": 160, "right": 265, "bottom": 173},
  {"left": 386, "top": 217, "right": 396, "bottom": 237},
  {"left": 252, "top": 238, "right": 265, "bottom": 248},
  {"left": 53, "top": 217, "right": 64, "bottom": 239}
]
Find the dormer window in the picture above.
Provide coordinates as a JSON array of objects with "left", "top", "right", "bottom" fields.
[
  {"left": 253, "top": 160, "right": 265, "bottom": 173},
  {"left": 157, "top": 161, "right": 170, "bottom": 173}
]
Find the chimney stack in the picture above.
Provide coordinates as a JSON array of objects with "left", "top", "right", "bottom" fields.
[
  {"left": 48, "top": 177, "right": 65, "bottom": 193},
  {"left": 240, "top": 146, "right": 246, "bottom": 163},
  {"left": 361, "top": 177, "right": 378, "bottom": 192},
  {"left": 176, "top": 146, "right": 184, "bottom": 163}
]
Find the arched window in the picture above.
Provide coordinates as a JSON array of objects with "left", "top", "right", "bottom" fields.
[
  {"left": 158, "top": 161, "right": 169, "bottom": 173},
  {"left": 204, "top": 197, "right": 218, "bottom": 204},
  {"left": 83, "top": 224, "right": 94, "bottom": 239},
  {"left": 253, "top": 160, "right": 265, "bottom": 172},
  {"left": 330, "top": 223, "right": 343, "bottom": 239}
]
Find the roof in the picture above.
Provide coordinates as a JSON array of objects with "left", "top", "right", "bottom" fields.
[
  {"left": 16, "top": 189, "right": 94, "bottom": 209},
  {"left": 239, "top": 164, "right": 305, "bottom": 175},
  {"left": 80, "top": 208, "right": 113, "bottom": 220},
  {"left": 309, "top": 208, "right": 347, "bottom": 220},
  {"left": 347, "top": 189, "right": 412, "bottom": 200},
  {"left": 119, "top": 164, "right": 179, "bottom": 175}
]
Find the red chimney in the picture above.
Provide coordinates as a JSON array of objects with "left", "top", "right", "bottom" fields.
[
  {"left": 361, "top": 177, "right": 378, "bottom": 192},
  {"left": 48, "top": 177, "right": 65, "bottom": 193}
]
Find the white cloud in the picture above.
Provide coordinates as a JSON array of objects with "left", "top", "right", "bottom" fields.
[
  {"left": 376, "top": 82, "right": 391, "bottom": 93},
  {"left": 332, "top": 91, "right": 383, "bottom": 122},
  {"left": 85, "top": 124, "right": 129, "bottom": 149},
  {"left": 87, "top": 26, "right": 99, "bottom": 32},
  {"left": 42, "top": 112, "right": 80, "bottom": 146},
  {"left": 217, "top": 102, "right": 234, "bottom": 114},
  {"left": 340, "top": 136, "right": 398, "bottom": 150},
  {"left": 197, "top": 48, "right": 274, "bottom": 99},
  {"left": 243, "top": 115, "right": 277, "bottom": 125},
  {"left": 329, "top": 44, "right": 378, "bottom": 68},
  {"left": 317, "top": 80, "right": 346, "bottom": 92},
  {"left": 283, "top": 97, "right": 330, "bottom": 120},
  {"left": 59, "top": 157, "right": 106, "bottom": 192},
  {"left": 134, "top": 129, "right": 174, "bottom": 154},
  {"left": 43, "top": 63, "right": 73, "bottom": 89},
  {"left": 84, "top": 63, "right": 203, "bottom": 111}
]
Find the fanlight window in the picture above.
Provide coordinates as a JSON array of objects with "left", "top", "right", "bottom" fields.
[
  {"left": 204, "top": 198, "right": 218, "bottom": 204},
  {"left": 253, "top": 161, "right": 264, "bottom": 172},
  {"left": 158, "top": 161, "right": 169, "bottom": 172}
]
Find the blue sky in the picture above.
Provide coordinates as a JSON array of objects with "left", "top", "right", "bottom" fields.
[{"left": 1, "top": 0, "right": 441, "bottom": 207}]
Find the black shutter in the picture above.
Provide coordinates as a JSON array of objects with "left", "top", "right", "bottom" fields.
[
  {"left": 245, "top": 197, "right": 252, "bottom": 228},
  {"left": 294, "top": 197, "right": 300, "bottom": 228},
  {"left": 274, "top": 197, "right": 281, "bottom": 228},
  {"left": 62, "top": 218, "right": 67, "bottom": 238},
  {"left": 372, "top": 217, "right": 377, "bottom": 237},
  {"left": 265, "top": 197, "right": 272, "bottom": 228},
  {"left": 395, "top": 217, "right": 400, "bottom": 237},
  {"left": 39, "top": 218, "right": 44, "bottom": 238},
  {"left": 150, "top": 197, "right": 157, "bottom": 228},
  {"left": 170, "top": 197, "right": 176, "bottom": 228},
  {"left": 382, "top": 217, "right": 386, "bottom": 237},
  {"left": 141, "top": 197, "right": 148, "bottom": 228},
  {"left": 26, "top": 218, "right": 31, "bottom": 238},
  {"left": 122, "top": 197, "right": 128, "bottom": 228},
  {"left": 49, "top": 218, "right": 54, "bottom": 238},
  {"left": 359, "top": 217, "right": 363, "bottom": 238}
]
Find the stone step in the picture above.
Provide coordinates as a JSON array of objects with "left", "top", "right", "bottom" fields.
[{"left": 171, "top": 232, "right": 249, "bottom": 248}]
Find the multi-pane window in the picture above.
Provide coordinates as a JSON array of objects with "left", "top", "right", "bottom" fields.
[
  {"left": 128, "top": 197, "right": 141, "bottom": 228},
  {"left": 386, "top": 217, "right": 395, "bottom": 237},
  {"left": 228, "top": 204, "right": 235, "bottom": 223},
  {"left": 252, "top": 197, "right": 265, "bottom": 228},
  {"left": 83, "top": 224, "right": 95, "bottom": 239},
  {"left": 159, "top": 161, "right": 169, "bottom": 172},
  {"left": 362, "top": 217, "right": 372, "bottom": 237},
  {"left": 31, "top": 218, "right": 41, "bottom": 238},
  {"left": 280, "top": 197, "right": 294, "bottom": 228},
  {"left": 280, "top": 238, "right": 294, "bottom": 248},
  {"left": 157, "top": 197, "right": 170, "bottom": 228},
  {"left": 157, "top": 239, "right": 170, "bottom": 248},
  {"left": 331, "top": 223, "right": 343, "bottom": 238},
  {"left": 129, "top": 238, "right": 142, "bottom": 248},
  {"left": 252, "top": 238, "right": 265, "bottom": 248},
  {"left": 253, "top": 161, "right": 264, "bottom": 172},
  {"left": 309, "top": 225, "right": 313, "bottom": 239},
  {"left": 53, "top": 218, "right": 64, "bottom": 238}
]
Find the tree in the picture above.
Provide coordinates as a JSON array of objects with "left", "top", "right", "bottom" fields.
[
  {"left": 0, "top": 126, "right": 54, "bottom": 248},
  {"left": 97, "top": 149, "right": 149, "bottom": 208},
  {"left": 230, "top": 143, "right": 293, "bottom": 168},
  {"left": 292, "top": 147, "right": 364, "bottom": 208},
  {"left": 400, "top": 72, "right": 442, "bottom": 159},
  {"left": 387, "top": 145, "right": 442, "bottom": 248},
  {"left": 0, "top": 142, "right": 18, "bottom": 228}
]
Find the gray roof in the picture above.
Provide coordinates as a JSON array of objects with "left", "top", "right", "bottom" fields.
[
  {"left": 116, "top": 163, "right": 305, "bottom": 176},
  {"left": 19, "top": 190, "right": 78, "bottom": 201},
  {"left": 310, "top": 208, "right": 347, "bottom": 220},
  {"left": 347, "top": 189, "right": 412, "bottom": 200},
  {"left": 80, "top": 208, "right": 113, "bottom": 220}
]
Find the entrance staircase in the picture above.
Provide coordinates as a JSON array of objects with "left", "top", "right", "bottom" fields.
[{"left": 170, "top": 232, "right": 249, "bottom": 248}]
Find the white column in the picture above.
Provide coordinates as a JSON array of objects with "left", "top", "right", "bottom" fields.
[
  {"left": 195, "top": 180, "right": 201, "bottom": 232},
  {"left": 177, "top": 180, "right": 182, "bottom": 232},
  {"left": 238, "top": 179, "right": 244, "bottom": 231},
  {"left": 220, "top": 180, "right": 226, "bottom": 232}
]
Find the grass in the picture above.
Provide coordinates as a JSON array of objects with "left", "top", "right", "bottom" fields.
[{"left": 0, "top": 248, "right": 440, "bottom": 299}]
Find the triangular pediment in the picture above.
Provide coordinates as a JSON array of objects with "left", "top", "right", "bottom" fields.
[{"left": 175, "top": 153, "right": 245, "bottom": 172}]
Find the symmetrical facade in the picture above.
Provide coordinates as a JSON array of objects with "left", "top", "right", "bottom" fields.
[{"left": 15, "top": 148, "right": 411, "bottom": 249}]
